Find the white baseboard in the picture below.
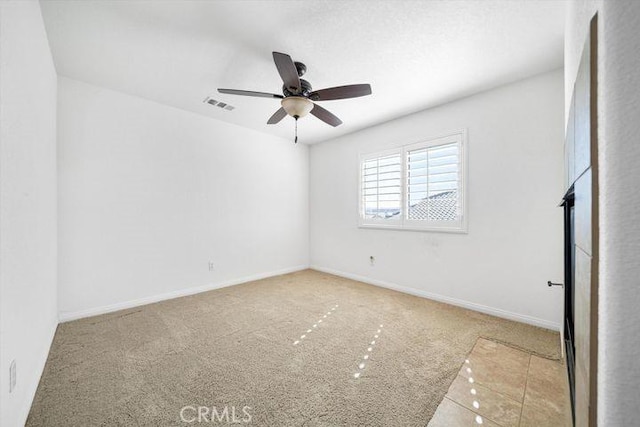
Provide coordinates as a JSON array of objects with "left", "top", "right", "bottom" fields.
[
  {"left": 19, "top": 320, "right": 58, "bottom": 426},
  {"left": 59, "top": 263, "right": 560, "bottom": 331},
  {"left": 59, "top": 265, "right": 309, "bottom": 322},
  {"left": 310, "top": 265, "right": 561, "bottom": 331}
]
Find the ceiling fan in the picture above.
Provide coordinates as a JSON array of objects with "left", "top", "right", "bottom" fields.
[{"left": 218, "top": 52, "right": 372, "bottom": 143}]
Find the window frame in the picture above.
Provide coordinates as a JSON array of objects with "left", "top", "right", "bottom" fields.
[{"left": 358, "top": 130, "right": 468, "bottom": 233}]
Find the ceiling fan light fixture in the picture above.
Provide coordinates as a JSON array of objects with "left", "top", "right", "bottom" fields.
[{"left": 281, "top": 96, "right": 314, "bottom": 119}]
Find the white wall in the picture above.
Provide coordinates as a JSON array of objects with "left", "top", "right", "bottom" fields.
[
  {"left": 566, "top": 1, "right": 640, "bottom": 423},
  {"left": 57, "top": 77, "right": 309, "bottom": 320},
  {"left": 0, "top": 1, "right": 58, "bottom": 426},
  {"left": 310, "top": 70, "right": 565, "bottom": 330},
  {"left": 598, "top": 3, "right": 640, "bottom": 422}
]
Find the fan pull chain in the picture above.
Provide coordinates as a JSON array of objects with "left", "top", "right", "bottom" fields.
[{"left": 294, "top": 117, "right": 298, "bottom": 144}]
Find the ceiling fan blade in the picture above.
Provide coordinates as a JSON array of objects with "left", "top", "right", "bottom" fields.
[
  {"left": 310, "top": 104, "right": 343, "bottom": 127},
  {"left": 309, "top": 84, "right": 372, "bottom": 101},
  {"left": 218, "top": 88, "right": 283, "bottom": 99},
  {"left": 267, "top": 107, "right": 287, "bottom": 124},
  {"left": 273, "top": 52, "right": 301, "bottom": 93}
]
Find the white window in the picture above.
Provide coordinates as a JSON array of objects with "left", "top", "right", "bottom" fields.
[{"left": 359, "top": 131, "right": 467, "bottom": 232}]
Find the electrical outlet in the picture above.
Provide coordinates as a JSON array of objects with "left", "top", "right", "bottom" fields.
[
  {"left": 9, "top": 360, "right": 16, "bottom": 393},
  {"left": 208, "top": 261, "right": 214, "bottom": 272},
  {"left": 369, "top": 255, "right": 375, "bottom": 266}
]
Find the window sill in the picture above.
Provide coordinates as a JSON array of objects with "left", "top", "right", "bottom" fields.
[{"left": 358, "top": 224, "right": 468, "bottom": 234}]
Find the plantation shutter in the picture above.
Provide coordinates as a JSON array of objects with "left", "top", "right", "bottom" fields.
[
  {"left": 406, "top": 142, "right": 460, "bottom": 221},
  {"left": 361, "top": 152, "right": 402, "bottom": 221}
]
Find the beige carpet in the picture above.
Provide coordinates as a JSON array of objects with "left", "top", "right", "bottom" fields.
[{"left": 27, "top": 270, "right": 559, "bottom": 426}]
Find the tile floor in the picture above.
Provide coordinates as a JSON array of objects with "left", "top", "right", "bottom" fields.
[{"left": 428, "top": 338, "right": 573, "bottom": 427}]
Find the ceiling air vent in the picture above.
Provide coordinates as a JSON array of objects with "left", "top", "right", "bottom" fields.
[{"left": 204, "top": 97, "right": 235, "bottom": 111}]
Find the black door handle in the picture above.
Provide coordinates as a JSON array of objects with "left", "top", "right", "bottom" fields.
[{"left": 547, "top": 281, "right": 564, "bottom": 287}]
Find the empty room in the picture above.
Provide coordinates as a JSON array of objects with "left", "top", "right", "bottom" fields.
[{"left": 1, "top": 0, "right": 639, "bottom": 426}]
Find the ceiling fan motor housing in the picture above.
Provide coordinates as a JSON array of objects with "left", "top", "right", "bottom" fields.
[{"left": 283, "top": 79, "right": 312, "bottom": 98}]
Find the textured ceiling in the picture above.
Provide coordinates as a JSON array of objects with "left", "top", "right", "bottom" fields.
[{"left": 40, "top": 0, "right": 565, "bottom": 144}]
